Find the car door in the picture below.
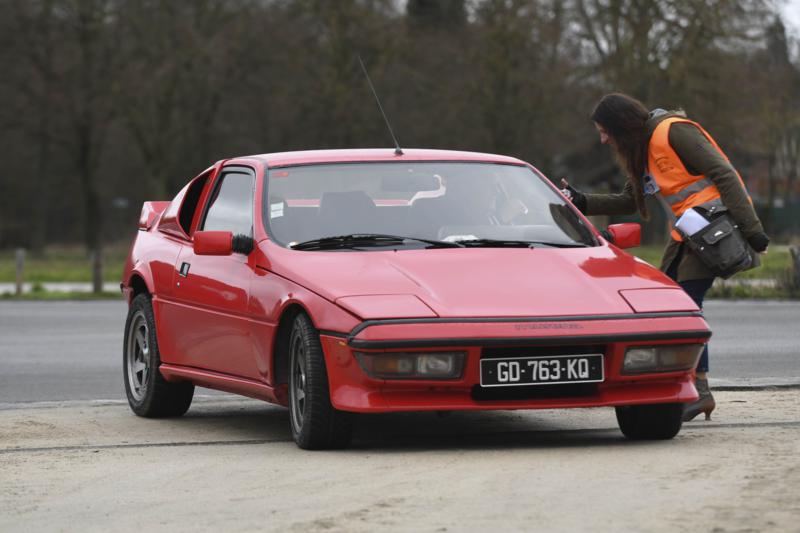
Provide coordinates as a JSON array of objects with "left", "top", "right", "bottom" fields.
[{"left": 166, "top": 166, "right": 261, "bottom": 380}]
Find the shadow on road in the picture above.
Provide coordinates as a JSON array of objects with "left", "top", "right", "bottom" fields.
[
  {"left": 349, "top": 411, "right": 632, "bottom": 452},
  {"left": 174, "top": 401, "right": 634, "bottom": 452}
]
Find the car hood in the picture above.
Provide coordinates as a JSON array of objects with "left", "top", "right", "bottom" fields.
[{"left": 265, "top": 244, "right": 686, "bottom": 319}]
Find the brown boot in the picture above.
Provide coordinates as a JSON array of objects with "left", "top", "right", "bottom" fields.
[{"left": 683, "top": 377, "right": 716, "bottom": 422}]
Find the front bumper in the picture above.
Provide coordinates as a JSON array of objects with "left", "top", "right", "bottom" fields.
[{"left": 320, "top": 313, "right": 710, "bottom": 413}]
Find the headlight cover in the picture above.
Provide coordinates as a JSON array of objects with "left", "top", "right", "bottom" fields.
[
  {"left": 355, "top": 351, "right": 465, "bottom": 380},
  {"left": 622, "top": 344, "right": 704, "bottom": 374}
]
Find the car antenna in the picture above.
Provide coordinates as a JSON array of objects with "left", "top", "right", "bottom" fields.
[{"left": 357, "top": 55, "right": 403, "bottom": 156}]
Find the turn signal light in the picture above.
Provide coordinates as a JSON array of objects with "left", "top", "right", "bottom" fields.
[{"left": 355, "top": 352, "right": 465, "bottom": 380}]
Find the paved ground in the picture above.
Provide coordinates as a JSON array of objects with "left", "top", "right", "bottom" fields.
[
  {"left": 1, "top": 391, "right": 798, "bottom": 532},
  {"left": 1, "top": 300, "right": 799, "bottom": 531},
  {"left": 1, "top": 300, "right": 798, "bottom": 404}
]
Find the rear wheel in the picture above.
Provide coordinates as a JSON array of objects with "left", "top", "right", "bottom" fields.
[
  {"left": 123, "top": 293, "right": 194, "bottom": 417},
  {"left": 288, "top": 313, "right": 352, "bottom": 449},
  {"left": 615, "top": 403, "right": 683, "bottom": 440}
]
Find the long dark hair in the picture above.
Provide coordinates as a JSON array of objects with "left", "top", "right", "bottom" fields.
[{"left": 591, "top": 93, "right": 651, "bottom": 219}]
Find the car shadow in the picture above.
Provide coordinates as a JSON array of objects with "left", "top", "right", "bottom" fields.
[
  {"left": 177, "top": 399, "right": 293, "bottom": 442},
  {"left": 176, "top": 399, "right": 653, "bottom": 451},
  {"left": 348, "top": 410, "right": 635, "bottom": 452}
]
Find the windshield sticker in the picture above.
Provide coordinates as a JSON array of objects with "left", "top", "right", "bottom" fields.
[{"left": 270, "top": 202, "right": 284, "bottom": 218}]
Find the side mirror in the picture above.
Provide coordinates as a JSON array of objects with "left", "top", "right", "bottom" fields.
[
  {"left": 194, "top": 231, "right": 254, "bottom": 256},
  {"left": 606, "top": 223, "right": 641, "bottom": 249},
  {"left": 232, "top": 234, "right": 254, "bottom": 255},
  {"left": 194, "top": 231, "right": 233, "bottom": 256}
]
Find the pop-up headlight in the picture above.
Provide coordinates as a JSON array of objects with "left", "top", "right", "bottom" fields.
[{"left": 355, "top": 352, "right": 465, "bottom": 380}]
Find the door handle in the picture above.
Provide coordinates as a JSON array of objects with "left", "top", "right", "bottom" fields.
[{"left": 178, "top": 262, "right": 191, "bottom": 277}]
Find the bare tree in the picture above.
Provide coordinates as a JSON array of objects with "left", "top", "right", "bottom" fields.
[
  {"left": 59, "top": 0, "right": 119, "bottom": 292},
  {"left": 0, "top": 0, "right": 794, "bottom": 253},
  {"left": 115, "top": 0, "right": 235, "bottom": 197},
  {"left": 4, "top": 1, "right": 61, "bottom": 252}
]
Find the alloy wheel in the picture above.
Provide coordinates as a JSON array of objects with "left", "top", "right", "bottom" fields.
[
  {"left": 126, "top": 310, "right": 150, "bottom": 402},
  {"left": 290, "top": 330, "right": 308, "bottom": 434}
]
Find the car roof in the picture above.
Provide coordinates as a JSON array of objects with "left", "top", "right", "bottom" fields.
[{"left": 228, "top": 148, "right": 528, "bottom": 168}]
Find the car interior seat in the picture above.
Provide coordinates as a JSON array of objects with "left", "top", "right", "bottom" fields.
[{"left": 317, "top": 191, "right": 377, "bottom": 237}]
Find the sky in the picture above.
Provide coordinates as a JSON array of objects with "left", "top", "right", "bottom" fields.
[{"left": 782, "top": 0, "right": 800, "bottom": 38}]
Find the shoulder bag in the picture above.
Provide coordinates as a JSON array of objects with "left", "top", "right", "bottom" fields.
[{"left": 679, "top": 206, "right": 753, "bottom": 279}]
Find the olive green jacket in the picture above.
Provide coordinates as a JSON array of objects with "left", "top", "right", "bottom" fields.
[{"left": 584, "top": 111, "right": 764, "bottom": 282}]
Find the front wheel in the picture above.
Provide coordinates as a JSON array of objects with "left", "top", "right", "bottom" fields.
[
  {"left": 615, "top": 403, "right": 683, "bottom": 440},
  {"left": 123, "top": 293, "right": 194, "bottom": 417},
  {"left": 288, "top": 313, "right": 352, "bottom": 449}
]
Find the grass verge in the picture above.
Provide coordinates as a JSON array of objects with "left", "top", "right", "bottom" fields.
[
  {"left": 0, "top": 244, "right": 127, "bottom": 283},
  {"left": 0, "top": 291, "right": 123, "bottom": 301}
]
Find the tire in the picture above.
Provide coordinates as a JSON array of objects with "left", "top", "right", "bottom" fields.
[
  {"left": 288, "top": 313, "right": 353, "bottom": 449},
  {"left": 615, "top": 403, "right": 683, "bottom": 440},
  {"left": 123, "top": 293, "right": 194, "bottom": 417}
]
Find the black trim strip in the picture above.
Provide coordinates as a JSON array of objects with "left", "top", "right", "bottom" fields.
[
  {"left": 267, "top": 160, "right": 527, "bottom": 170},
  {"left": 347, "top": 311, "right": 703, "bottom": 341},
  {"left": 348, "top": 330, "right": 712, "bottom": 350},
  {"left": 319, "top": 330, "right": 348, "bottom": 339}
]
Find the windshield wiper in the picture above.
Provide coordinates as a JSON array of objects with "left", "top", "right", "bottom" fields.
[
  {"left": 453, "top": 238, "right": 589, "bottom": 248},
  {"left": 528, "top": 241, "right": 590, "bottom": 248},
  {"left": 454, "top": 238, "right": 535, "bottom": 248},
  {"left": 290, "top": 234, "right": 464, "bottom": 251}
]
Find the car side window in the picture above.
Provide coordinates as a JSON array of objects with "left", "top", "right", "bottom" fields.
[{"left": 201, "top": 171, "right": 255, "bottom": 236}]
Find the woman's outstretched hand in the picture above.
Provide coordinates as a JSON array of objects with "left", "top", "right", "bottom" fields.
[{"left": 560, "top": 179, "right": 587, "bottom": 213}]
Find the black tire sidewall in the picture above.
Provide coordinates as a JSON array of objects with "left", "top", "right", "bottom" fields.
[
  {"left": 123, "top": 293, "right": 193, "bottom": 417},
  {"left": 289, "top": 314, "right": 321, "bottom": 445},
  {"left": 616, "top": 403, "right": 683, "bottom": 440},
  {"left": 288, "top": 313, "right": 351, "bottom": 449}
]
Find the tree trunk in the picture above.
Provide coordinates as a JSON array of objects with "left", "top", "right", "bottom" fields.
[
  {"left": 765, "top": 154, "right": 777, "bottom": 234},
  {"left": 31, "top": 101, "right": 51, "bottom": 254},
  {"left": 91, "top": 248, "right": 103, "bottom": 294},
  {"left": 81, "top": 166, "right": 103, "bottom": 294},
  {"left": 77, "top": 123, "right": 103, "bottom": 294}
]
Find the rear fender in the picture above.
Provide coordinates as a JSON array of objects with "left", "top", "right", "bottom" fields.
[
  {"left": 122, "top": 261, "right": 156, "bottom": 305},
  {"left": 138, "top": 201, "right": 170, "bottom": 230}
]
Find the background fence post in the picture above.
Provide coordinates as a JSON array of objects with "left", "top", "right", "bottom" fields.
[
  {"left": 15, "top": 248, "right": 25, "bottom": 296},
  {"left": 790, "top": 246, "right": 800, "bottom": 292}
]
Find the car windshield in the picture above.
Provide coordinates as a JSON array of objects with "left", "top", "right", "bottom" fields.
[{"left": 265, "top": 162, "right": 596, "bottom": 249}]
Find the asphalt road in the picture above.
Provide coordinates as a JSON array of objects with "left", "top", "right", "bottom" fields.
[{"left": 0, "top": 299, "right": 798, "bottom": 404}]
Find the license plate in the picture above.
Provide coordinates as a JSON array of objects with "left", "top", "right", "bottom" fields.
[{"left": 480, "top": 354, "right": 604, "bottom": 387}]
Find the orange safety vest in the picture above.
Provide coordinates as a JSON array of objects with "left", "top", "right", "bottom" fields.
[{"left": 647, "top": 117, "right": 750, "bottom": 241}]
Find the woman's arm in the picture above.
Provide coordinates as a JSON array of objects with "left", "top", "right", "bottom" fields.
[{"left": 584, "top": 180, "right": 638, "bottom": 216}]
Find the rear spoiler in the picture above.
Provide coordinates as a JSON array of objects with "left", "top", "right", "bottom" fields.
[{"left": 138, "top": 201, "right": 170, "bottom": 230}]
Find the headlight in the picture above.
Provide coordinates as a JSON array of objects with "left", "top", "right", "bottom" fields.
[
  {"left": 622, "top": 344, "right": 704, "bottom": 374},
  {"left": 355, "top": 352, "right": 465, "bottom": 379}
]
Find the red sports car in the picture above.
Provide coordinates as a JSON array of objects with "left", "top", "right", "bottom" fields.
[{"left": 122, "top": 149, "right": 709, "bottom": 449}]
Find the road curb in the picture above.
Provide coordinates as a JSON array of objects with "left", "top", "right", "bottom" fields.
[
  {"left": 710, "top": 378, "right": 800, "bottom": 391},
  {"left": 712, "top": 384, "right": 800, "bottom": 391}
]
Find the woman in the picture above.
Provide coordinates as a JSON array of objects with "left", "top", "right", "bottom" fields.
[{"left": 562, "top": 93, "right": 769, "bottom": 422}]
